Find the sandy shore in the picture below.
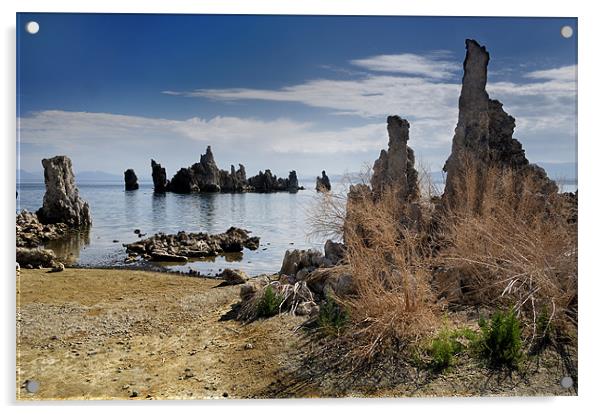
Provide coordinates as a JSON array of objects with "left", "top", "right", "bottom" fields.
[
  {"left": 16, "top": 268, "right": 305, "bottom": 400},
  {"left": 16, "top": 267, "right": 576, "bottom": 400}
]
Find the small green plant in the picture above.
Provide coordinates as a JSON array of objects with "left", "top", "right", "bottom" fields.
[
  {"left": 478, "top": 309, "right": 523, "bottom": 368},
  {"left": 426, "top": 326, "right": 479, "bottom": 371},
  {"left": 256, "top": 285, "right": 284, "bottom": 318},
  {"left": 317, "top": 295, "right": 349, "bottom": 336}
]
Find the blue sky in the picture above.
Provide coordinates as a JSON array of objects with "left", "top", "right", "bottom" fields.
[{"left": 17, "top": 14, "right": 577, "bottom": 180}]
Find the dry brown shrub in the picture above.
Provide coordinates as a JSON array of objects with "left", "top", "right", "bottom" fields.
[
  {"left": 438, "top": 161, "right": 577, "bottom": 344},
  {"left": 338, "top": 187, "right": 438, "bottom": 363}
]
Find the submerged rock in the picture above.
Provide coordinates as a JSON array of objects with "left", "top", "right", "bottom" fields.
[
  {"left": 124, "top": 227, "right": 260, "bottom": 263},
  {"left": 36, "top": 156, "right": 91, "bottom": 227},
  {"left": 151, "top": 159, "right": 169, "bottom": 193},
  {"left": 124, "top": 169, "right": 139, "bottom": 191},
  {"left": 316, "top": 170, "right": 331, "bottom": 192},
  {"left": 16, "top": 210, "right": 68, "bottom": 248},
  {"left": 442, "top": 39, "right": 558, "bottom": 211}
]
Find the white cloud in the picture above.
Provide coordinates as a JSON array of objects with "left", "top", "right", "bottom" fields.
[
  {"left": 21, "top": 54, "right": 576, "bottom": 176},
  {"left": 19, "top": 110, "right": 387, "bottom": 155},
  {"left": 524, "top": 65, "right": 577, "bottom": 82},
  {"left": 163, "top": 60, "right": 576, "bottom": 167},
  {"left": 350, "top": 52, "right": 460, "bottom": 79}
]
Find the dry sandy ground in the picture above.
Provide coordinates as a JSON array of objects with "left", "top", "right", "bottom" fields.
[
  {"left": 16, "top": 268, "right": 577, "bottom": 400},
  {"left": 16, "top": 268, "right": 306, "bottom": 400}
]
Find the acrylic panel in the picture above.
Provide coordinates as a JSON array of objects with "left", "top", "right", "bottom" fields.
[{"left": 16, "top": 13, "right": 578, "bottom": 399}]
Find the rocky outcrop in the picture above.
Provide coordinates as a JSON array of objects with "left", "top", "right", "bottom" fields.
[
  {"left": 190, "top": 146, "right": 221, "bottom": 192},
  {"left": 371, "top": 116, "right": 419, "bottom": 202},
  {"left": 277, "top": 239, "right": 351, "bottom": 297},
  {"left": 219, "top": 268, "right": 249, "bottom": 285},
  {"left": 316, "top": 170, "right": 331, "bottom": 192},
  {"left": 287, "top": 171, "right": 301, "bottom": 193},
  {"left": 124, "top": 169, "right": 139, "bottom": 191},
  {"left": 442, "top": 39, "right": 558, "bottom": 211},
  {"left": 247, "top": 169, "right": 301, "bottom": 193},
  {"left": 150, "top": 146, "right": 305, "bottom": 194},
  {"left": 169, "top": 168, "right": 199, "bottom": 194},
  {"left": 16, "top": 247, "right": 57, "bottom": 268},
  {"left": 151, "top": 159, "right": 169, "bottom": 193},
  {"left": 219, "top": 164, "right": 248, "bottom": 192},
  {"left": 124, "top": 227, "right": 260, "bottom": 263},
  {"left": 36, "top": 156, "right": 91, "bottom": 227},
  {"left": 16, "top": 210, "right": 68, "bottom": 248}
]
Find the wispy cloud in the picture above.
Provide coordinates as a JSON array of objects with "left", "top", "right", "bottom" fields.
[
  {"left": 21, "top": 55, "right": 576, "bottom": 175},
  {"left": 19, "top": 110, "right": 387, "bottom": 155},
  {"left": 350, "top": 51, "right": 460, "bottom": 79},
  {"left": 524, "top": 65, "right": 577, "bottom": 82}
]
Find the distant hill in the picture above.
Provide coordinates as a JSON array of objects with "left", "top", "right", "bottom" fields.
[{"left": 17, "top": 169, "right": 124, "bottom": 183}]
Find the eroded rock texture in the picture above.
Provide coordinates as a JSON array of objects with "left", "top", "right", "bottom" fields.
[
  {"left": 191, "top": 146, "right": 222, "bottom": 192},
  {"left": 36, "top": 156, "right": 91, "bottom": 227},
  {"left": 155, "top": 146, "right": 299, "bottom": 194},
  {"left": 442, "top": 39, "right": 557, "bottom": 211},
  {"left": 371, "top": 116, "right": 419, "bottom": 202},
  {"left": 151, "top": 159, "right": 169, "bottom": 193},
  {"left": 247, "top": 169, "right": 300, "bottom": 193},
  {"left": 124, "top": 227, "right": 260, "bottom": 263},
  {"left": 316, "top": 170, "right": 331, "bottom": 192},
  {"left": 124, "top": 169, "right": 139, "bottom": 191}
]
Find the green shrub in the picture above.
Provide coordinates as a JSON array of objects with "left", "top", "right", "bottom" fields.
[
  {"left": 478, "top": 309, "right": 523, "bottom": 368},
  {"left": 256, "top": 285, "right": 284, "bottom": 318},
  {"left": 426, "top": 326, "right": 479, "bottom": 371},
  {"left": 318, "top": 295, "right": 349, "bottom": 336}
]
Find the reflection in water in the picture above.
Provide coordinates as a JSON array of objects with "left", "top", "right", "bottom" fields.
[
  {"left": 45, "top": 227, "right": 91, "bottom": 265},
  {"left": 151, "top": 192, "right": 167, "bottom": 228},
  {"left": 17, "top": 182, "right": 323, "bottom": 275}
]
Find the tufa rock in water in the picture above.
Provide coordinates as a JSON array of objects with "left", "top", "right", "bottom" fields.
[
  {"left": 16, "top": 210, "right": 68, "bottom": 248},
  {"left": 124, "top": 169, "right": 139, "bottom": 191},
  {"left": 219, "top": 164, "right": 248, "bottom": 192},
  {"left": 191, "top": 146, "right": 221, "bottom": 192},
  {"left": 247, "top": 169, "right": 300, "bottom": 193},
  {"left": 442, "top": 39, "right": 558, "bottom": 212},
  {"left": 287, "top": 170, "right": 300, "bottom": 193},
  {"left": 150, "top": 146, "right": 305, "bottom": 194},
  {"left": 169, "top": 167, "right": 199, "bottom": 194},
  {"left": 316, "top": 170, "right": 331, "bottom": 192},
  {"left": 36, "top": 156, "right": 91, "bottom": 227},
  {"left": 371, "top": 116, "right": 419, "bottom": 202},
  {"left": 151, "top": 159, "right": 169, "bottom": 193},
  {"left": 124, "top": 227, "right": 260, "bottom": 263}
]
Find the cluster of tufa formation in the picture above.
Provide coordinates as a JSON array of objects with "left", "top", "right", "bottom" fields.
[
  {"left": 151, "top": 146, "right": 302, "bottom": 194},
  {"left": 315, "top": 170, "right": 331, "bottom": 192},
  {"left": 442, "top": 39, "right": 558, "bottom": 212},
  {"left": 17, "top": 155, "right": 91, "bottom": 270},
  {"left": 36, "top": 156, "right": 92, "bottom": 227},
  {"left": 16, "top": 210, "right": 68, "bottom": 248},
  {"left": 124, "top": 227, "right": 260, "bottom": 263}
]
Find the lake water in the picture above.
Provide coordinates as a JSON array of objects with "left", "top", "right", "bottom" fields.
[
  {"left": 17, "top": 181, "right": 325, "bottom": 276},
  {"left": 16, "top": 179, "right": 577, "bottom": 276}
]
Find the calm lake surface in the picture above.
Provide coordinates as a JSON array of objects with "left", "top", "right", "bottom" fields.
[
  {"left": 17, "top": 181, "right": 325, "bottom": 276},
  {"left": 16, "top": 179, "right": 577, "bottom": 276}
]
